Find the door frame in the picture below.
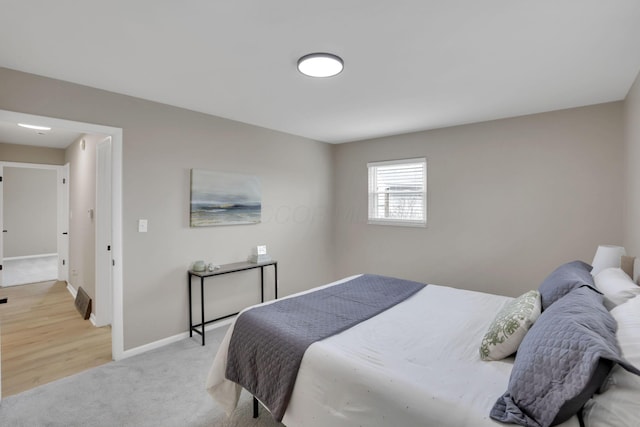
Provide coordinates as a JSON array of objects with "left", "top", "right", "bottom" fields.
[
  {"left": 0, "top": 109, "right": 124, "bottom": 361},
  {"left": 95, "top": 137, "right": 113, "bottom": 327},
  {"left": 0, "top": 161, "right": 64, "bottom": 285},
  {"left": 58, "top": 163, "right": 70, "bottom": 282}
]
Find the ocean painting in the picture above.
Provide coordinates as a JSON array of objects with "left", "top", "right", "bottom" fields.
[{"left": 190, "top": 169, "right": 261, "bottom": 227}]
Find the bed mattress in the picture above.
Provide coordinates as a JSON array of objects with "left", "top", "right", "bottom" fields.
[{"left": 206, "top": 276, "right": 579, "bottom": 427}]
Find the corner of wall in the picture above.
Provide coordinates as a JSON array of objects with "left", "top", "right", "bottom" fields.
[
  {"left": 328, "top": 143, "right": 340, "bottom": 280},
  {"left": 623, "top": 69, "right": 640, "bottom": 256}
]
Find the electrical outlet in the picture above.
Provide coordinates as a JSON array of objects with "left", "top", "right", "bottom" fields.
[{"left": 138, "top": 219, "right": 148, "bottom": 233}]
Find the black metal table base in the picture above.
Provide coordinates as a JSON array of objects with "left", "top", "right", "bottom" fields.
[
  {"left": 188, "top": 261, "right": 278, "bottom": 346},
  {"left": 253, "top": 396, "right": 259, "bottom": 418}
]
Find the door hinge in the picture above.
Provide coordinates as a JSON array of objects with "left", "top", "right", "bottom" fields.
[
  {"left": 0, "top": 176, "right": 3, "bottom": 182},
  {"left": 0, "top": 264, "right": 3, "bottom": 270},
  {"left": 62, "top": 259, "right": 66, "bottom": 266},
  {"left": 112, "top": 260, "right": 115, "bottom": 266},
  {"left": 62, "top": 178, "right": 66, "bottom": 184},
  {"left": 107, "top": 245, "right": 111, "bottom": 251}
]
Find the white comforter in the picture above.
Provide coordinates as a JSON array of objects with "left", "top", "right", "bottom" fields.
[{"left": 206, "top": 277, "right": 579, "bottom": 427}]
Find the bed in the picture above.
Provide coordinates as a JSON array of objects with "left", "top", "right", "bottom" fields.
[{"left": 206, "top": 264, "right": 640, "bottom": 427}]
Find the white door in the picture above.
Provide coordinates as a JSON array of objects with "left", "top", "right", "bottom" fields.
[
  {"left": 57, "top": 164, "right": 69, "bottom": 282},
  {"left": 95, "top": 137, "right": 113, "bottom": 327}
]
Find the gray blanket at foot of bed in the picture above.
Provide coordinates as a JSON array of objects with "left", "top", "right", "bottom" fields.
[{"left": 225, "top": 274, "right": 426, "bottom": 422}]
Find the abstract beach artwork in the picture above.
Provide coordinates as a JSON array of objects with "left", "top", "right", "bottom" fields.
[{"left": 190, "top": 169, "right": 261, "bottom": 227}]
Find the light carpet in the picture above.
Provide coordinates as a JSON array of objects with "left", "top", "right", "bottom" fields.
[
  {"left": 2, "top": 255, "right": 58, "bottom": 287},
  {"left": 0, "top": 327, "right": 284, "bottom": 427}
]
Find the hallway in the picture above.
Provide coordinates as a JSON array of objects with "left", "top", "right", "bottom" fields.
[{"left": 0, "top": 280, "right": 112, "bottom": 397}]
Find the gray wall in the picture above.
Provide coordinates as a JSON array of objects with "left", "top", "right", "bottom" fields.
[
  {"left": 0, "top": 142, "right": 65, "bottom": 165},
  {"left": 0, "top": 65, "right": 632, "bottom": 350},
  {"left": 333, "top": 103, "right": 625, "bottom": 297},
  {"left": 624, "top": 70, "right": 640, "bottom": 256},
  {"left": 65, "top": 135, "right": 97, "bottom": 304},
  {"left": 2, "top": 167, "right": 57, "bottom": 257},
  {"left": 0, "top": 67, "right": 335, "bottom": 350}
]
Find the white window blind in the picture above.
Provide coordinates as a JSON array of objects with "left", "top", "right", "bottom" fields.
[{"left": 368, "top": 158, "right": 426, "bottom": 226}]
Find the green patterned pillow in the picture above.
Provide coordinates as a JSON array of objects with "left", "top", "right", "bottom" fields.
[{"left": 480, "top": 290, "right": 541, "bottom": 361}]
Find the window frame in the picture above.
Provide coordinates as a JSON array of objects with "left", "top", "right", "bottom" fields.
[{"left": 367, "top": 157, "right": 427, "bottom": 227}]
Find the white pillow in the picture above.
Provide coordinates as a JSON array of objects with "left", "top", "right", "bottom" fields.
[
  {"left": 583, "top": 295, "right": 640, "bottom": 427},
  {"left": 479, "top": 290, "right": 541, "bottom": 361},
  {"left": 583, "top": 367, "right": 640, "bottom": 427},
  {"left": 611, "top": 295, "right": 640, "bottom": 365},
  {"left": 594, "top": 267, "right": 640, "bottom": 309}
]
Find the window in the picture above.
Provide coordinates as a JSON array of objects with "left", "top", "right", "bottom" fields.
[{"left": 368, "top": 157, "right": 426, "bottom": 226}]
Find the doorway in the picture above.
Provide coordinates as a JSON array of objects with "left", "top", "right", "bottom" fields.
[
  {"left": 0, "top": 109, "right": 124, "bottom": 361},
  {"left": 0, "top": 162, "right": 66, "bottom": 287}
]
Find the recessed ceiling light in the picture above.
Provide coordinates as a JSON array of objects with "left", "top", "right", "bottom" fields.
[
  {"left": 18, "top": 123, "right": 52, "bottom": 131},
  {"left": 297, "top": 53, "right": 344, "bottom": 78}
]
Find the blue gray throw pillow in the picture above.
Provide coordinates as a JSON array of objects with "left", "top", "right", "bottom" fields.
[{"left": 538, "top": 260, "right": 595, "bottom": 310}]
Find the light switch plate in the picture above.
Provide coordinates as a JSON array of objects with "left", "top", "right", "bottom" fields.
[{"left": 138, "top": 219, "right": 148, "bottom": 233}]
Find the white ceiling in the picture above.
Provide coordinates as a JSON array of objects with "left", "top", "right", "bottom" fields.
[
  {"left": 0, "top": 120, "right": 83, "bottom": 149},
  {"left": 1, "top": 0, "right": 639, "bottom": 144}
]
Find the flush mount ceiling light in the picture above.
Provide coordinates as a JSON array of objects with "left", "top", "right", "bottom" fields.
[
  {"left": 297, "top": 53, "right": 344, "bottom": 78},
  {"left": 18, "top": 123, "right": 52, "bottom": 131}
]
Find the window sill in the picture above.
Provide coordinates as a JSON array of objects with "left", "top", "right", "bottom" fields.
[{"left": 367, "top": 220, "right": 427, "bottom": 228}]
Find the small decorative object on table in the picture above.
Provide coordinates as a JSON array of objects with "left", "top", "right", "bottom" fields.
[
  {"left": 192, "top": 260, "right": 206, "bottom": 272},
  {"left": 249, "top": 245, "right": 271, "bottom": 263}
]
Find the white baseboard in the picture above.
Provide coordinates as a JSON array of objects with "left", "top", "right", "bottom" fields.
[
  {"left": 67, "top": 282, "right": 98, "bottom": 326},
  {"left": 3, "top": 253, "right": 58, "bottom": 261},
  {"left": 68, "top": 280, "right": 233, "bottom": 360},
  {"left": 66, "top": 281, "right": 77, "bottom": 298},
  {"left": 120, "top": 316, "right": 236, "bottom": 360}
]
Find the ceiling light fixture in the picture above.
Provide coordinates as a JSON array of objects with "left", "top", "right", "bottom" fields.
[
  {"left": 18, "top": 123, "right": 52, "bottom": 131},
  {"left": 297, "top": 53, "right": 344, "bottom": 78}
]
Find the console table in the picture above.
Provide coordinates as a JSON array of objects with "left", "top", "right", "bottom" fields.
[{"left": 188, "top": 260, "right": 278, "bottom": 346}]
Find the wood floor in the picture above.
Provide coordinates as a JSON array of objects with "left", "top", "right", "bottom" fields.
[{"left": 0, "top": 280, "right": 112, "bottom": 397}]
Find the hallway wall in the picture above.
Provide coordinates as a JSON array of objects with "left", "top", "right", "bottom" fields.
[{"left": 2, "top": 167, "right": 57, "bottom": 257}]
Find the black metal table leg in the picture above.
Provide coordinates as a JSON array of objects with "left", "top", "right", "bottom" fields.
[
  {"left": 201, "top": 276, "right": 206, "bottom": 346},
  {"left": 188, "top": 273, "right": 193, "bottom": 337},
  {"left": 260, "top": 266, "right": 264, "bottom": 303},
  {"left": 274, "top": 262, "right": 278, "bottom": 299},
  {"left": 253, "top": 396, "right": 259, "bottom": 418}
]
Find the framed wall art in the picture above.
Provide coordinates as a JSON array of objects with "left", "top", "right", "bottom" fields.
[{"left": 190, "top": 169, "right": 261, "bottom": 227}]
